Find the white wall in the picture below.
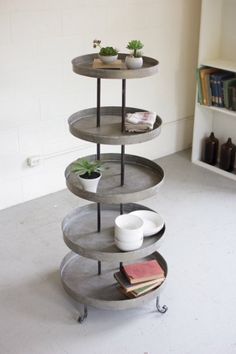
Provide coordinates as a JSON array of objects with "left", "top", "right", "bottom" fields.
[{"left": 0, "top": 0, "right": 201, "bottom": 210}]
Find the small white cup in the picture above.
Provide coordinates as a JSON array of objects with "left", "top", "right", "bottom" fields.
[{"left": 114, "top": 214, "right": 144, "bottom": 243}]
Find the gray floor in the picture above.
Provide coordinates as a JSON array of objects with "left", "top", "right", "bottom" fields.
[{"left": 1, "top": 150, "right": 236, "bottom": 354}]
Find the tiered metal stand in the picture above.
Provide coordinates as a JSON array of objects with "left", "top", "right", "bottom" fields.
[{"left": 60, "top": 53, "right": 168, "bottom": 323}]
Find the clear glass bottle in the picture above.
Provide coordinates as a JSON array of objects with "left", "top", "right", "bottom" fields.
[
  {"left": 203, "top": 132, "right": 219, "bottom": 165},
  {"left": 219, "top": 138, "right": 236, "bottom": 172}
]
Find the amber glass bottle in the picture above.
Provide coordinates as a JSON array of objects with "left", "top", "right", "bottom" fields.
[
  {"left": 204, "top": 132, "right": 219, "bottom": 165},
  {"left": 219, "top": 138, "right": 236, "bottom": 172}
]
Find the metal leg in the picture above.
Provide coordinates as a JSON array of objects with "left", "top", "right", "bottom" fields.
[
  {"left": 156, "top": 296, "right": 168, "bottom": 313},
  {"left": 119, "top": 262, "right": 123, "bottom": 271},
  {"left": 120, "top": 203, "right": 123, "bottom": 215},
  {"left": 78, "top": 305, "right": 88, "bottom": 323}
]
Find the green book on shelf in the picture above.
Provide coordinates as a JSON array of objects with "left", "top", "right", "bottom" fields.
[{"left": 223, "top": 78, "right": 236, "bottom": 108}]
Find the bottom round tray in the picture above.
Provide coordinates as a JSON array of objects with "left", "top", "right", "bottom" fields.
[{"left": 60, "top": 251, "right": 167, "bottom": 310}]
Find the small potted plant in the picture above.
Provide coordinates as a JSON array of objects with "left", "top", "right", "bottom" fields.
[
  {"left": 125, "top": 40, "right": 144, "bottom": 69},
  {"left": 71, "top": 159, "right": 104, "bottom": 193},
  {"left": 93, "top": 39, "right": 118, "bottom": 64}
]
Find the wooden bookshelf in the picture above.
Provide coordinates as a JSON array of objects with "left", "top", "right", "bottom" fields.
[{"left": 192, "top": 0, "right": 236, "bottom": 179}]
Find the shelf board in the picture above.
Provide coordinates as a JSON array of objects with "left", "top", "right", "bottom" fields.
[
  {"left": 200, "top": 58, "right": 236, "bottom": 73},
  {"left": 68, "top": 106, "right": 162, "bottom": 145},
  {"left": 72, "top": 53, "right": 159, "bottom": 79},
  {"left": 60, "top": 251, "right": 167, "bottom": 310},
  {"left": 197, "top": 103, "right": 236, "bottom": 118},
  {"left": 193, "top": 160, "right": 236, "bottom": 181},
  {"left": 62, "top": 203, "right": 165, "bottom": 262},
  {"left": 65, "top": 153, "right": 164, "bottom": 204}
]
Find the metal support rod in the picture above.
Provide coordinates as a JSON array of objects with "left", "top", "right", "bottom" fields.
[
  {"left": 97, "top": 78, "right": 101, "bottom": 128},
  {"left": 98, "top": 261, "right": 101, "bottom": 275},
  {"left": 121, "top": 79, "right": 126, "bottom": 186},
  {"left": 78, "top": 305, "right": 88, "bottom": 323},
  {"left": 97, "top": 203, "right": 101, "bottom": 232},
  {"left": 120, "top": 204, "right": 124, "bottom": 215},
  {"left": 96, "top": 78, "right": 101, "bottom": 232},
  {"left": 121, "top": 79, "right": 126, "bottom": 132},
  {"left": 121, "top": 145, "right": 125, "bottom": 186},
  {"left": 119, "top": 262, "right": 123, "bottom": 271},
  {"left": 97, "top": 78, "right": 101, "bottom": 159}
]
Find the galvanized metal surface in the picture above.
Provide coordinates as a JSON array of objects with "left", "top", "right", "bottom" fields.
[
  {"left": 68, "top": 106, "right": 162, "bottom": 145},
  {"left": 72, "top": 54, "right": 159, "bottom": 79},
  {"left": 65, "top": 153, "right": 164, "bottom": 204},
  {"left": 62, "top": 203, "right": 165, "bottom": 262},
  {"left": 60, "top": 251, "right": 167, "bottom": 310}
]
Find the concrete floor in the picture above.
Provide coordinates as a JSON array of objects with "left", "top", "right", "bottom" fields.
[{"left": 0, "top": 150, "right": 236, "bottom": 354}]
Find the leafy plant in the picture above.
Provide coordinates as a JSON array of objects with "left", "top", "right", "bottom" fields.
[
  {"left": 71, "top": 159, "right": 104, "bottom": 177},
  {"left": 126, "top": 40, "right": 144, "bottom": 57},
  {"left": 93, "top": 39, "right": 118, "bottom": 56}
]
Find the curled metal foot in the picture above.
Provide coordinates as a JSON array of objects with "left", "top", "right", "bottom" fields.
[
  {"left": 78, "top": 305, "right": 88, "bottom": 323},
  {"left": 156, "top": 296, "right": 168, "bottom": 314}
]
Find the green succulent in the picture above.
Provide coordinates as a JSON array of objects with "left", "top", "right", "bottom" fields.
[
  {"left": 93, "top": 39, "right": 118, "bottom": 56},
  {"left": 126, "top": 40, "right": 144, "bottom": 57},
  {"left": 99, "top": 46, "right": 118, "bottom": 56},
  {"left": 71, "top": 159, "right": 104, "bottom": 176}
]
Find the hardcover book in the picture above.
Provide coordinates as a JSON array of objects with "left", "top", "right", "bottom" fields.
[
  {"left": 199, "top": 67, "right": 218, "bottom": 106},
  {"left": 122, "top": 259, "right": 164, "bottom": 284},
  {"left": 117, "top": 279, "right": 164, "bottom": 298},
  {"left": 114, "top": 271, "right": 165, "bottom": 292},
  {"left": 223, "top": 78, "right": 236, "bottom": 108}
]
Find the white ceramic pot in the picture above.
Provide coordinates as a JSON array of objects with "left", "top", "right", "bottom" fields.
[
  {"left": 98, "top": 54, "right": 118, "bottom": 64},
  {"left": 114, "top": 214, "right": 143, "bottom": 250},
  {"left": 125, "top": 56, "right": 143, "bottom": 69},
  {"left": 78, "top": 173, "right": 101, "bottom": 193}
]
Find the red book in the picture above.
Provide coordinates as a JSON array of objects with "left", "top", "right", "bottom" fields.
[{"left": 122, "top": 260, "right": 164, "bottom": 284}]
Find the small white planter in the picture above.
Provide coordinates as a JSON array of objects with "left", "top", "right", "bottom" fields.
[
  {"left": 98, "top": 54, "right": 118, "bottom": 64},
  {"left": 125, "top": 56, "right": 143, "bottom": 69},
  {"left": 78, "top": 173, "right": 101, "bottom": 193}
]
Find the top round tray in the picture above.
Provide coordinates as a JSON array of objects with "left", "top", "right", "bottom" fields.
[{"left": 72, "top": 53, "right": 159, "bottom": 79}]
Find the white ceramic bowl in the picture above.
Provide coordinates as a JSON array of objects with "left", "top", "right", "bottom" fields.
[
  {"left": 129, "top": 210, "right": 164, "bottom": 237},
  {"left": 98, "top": 54, "right": 118, "bottom": 64},
  {"left": 114, "top": 214, "right": 143, "bottom": 242},
  {"left": 115, "top": 237, "right": 143, "bottom": 251}
]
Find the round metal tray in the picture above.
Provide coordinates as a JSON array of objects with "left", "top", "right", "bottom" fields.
[
  {"left": 65, "top": 153, "right": 164, "bottom": 204},
  {"left": 72, "top": 54, "right": 159, "bottom": 79},
  {"left": 68, "top": 106, "right": 162, "bottom": 145},
  {"left": 60, "top": 251, "right": 167, "bottom": 310},
  {"left": 62, "top": 203, "right": 165, "bottom": 262}
]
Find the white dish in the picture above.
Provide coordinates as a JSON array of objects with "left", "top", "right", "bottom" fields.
[{"left": 129, "top": 210, "right": 164, "bottom": 237}]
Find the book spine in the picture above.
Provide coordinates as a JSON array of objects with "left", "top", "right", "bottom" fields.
[
  {"left": 196, "top": 68, "right": 203, "bottom": 104},
  {"left": 210, "top": 74, "right": 216, "bottom": 106}
]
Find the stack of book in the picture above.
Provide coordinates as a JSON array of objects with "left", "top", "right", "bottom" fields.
[
  {"left": 196, "top": 66, "right": 236, "bottom": 110},
  {"left": 114, "top": 259, "right": 165, "bottom": 298}
]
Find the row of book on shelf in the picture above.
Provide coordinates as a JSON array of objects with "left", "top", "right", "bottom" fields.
[
  {"left": 114, "top": 259, "right": 165, "bottom": 298},
  {"left": 196, "top": 66, "right": 236, "bottom": 110}
]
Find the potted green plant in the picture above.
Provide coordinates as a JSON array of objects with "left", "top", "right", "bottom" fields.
[
  {"left": 93, "top": 39, "right": 118, "bottom": 64},
  {"left": 71, "top": 159, "right": 104, "bottom": 192},
  {"left": 125, "top": 40, "right": 144, "bottom": 69}
]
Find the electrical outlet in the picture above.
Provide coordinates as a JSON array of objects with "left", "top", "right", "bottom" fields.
[{"left": 26, "top": 156, "right": 41, "bottom": 167}]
